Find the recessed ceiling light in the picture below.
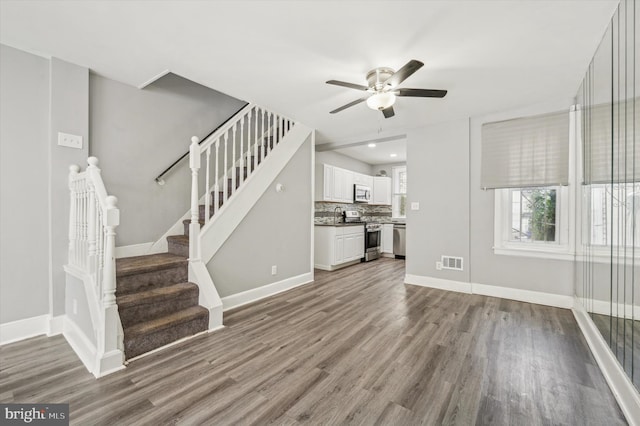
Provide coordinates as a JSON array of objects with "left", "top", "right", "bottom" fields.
[
  {"left": 368, "top": 143, "right": 376, "bottom": 148},
  {"left": 390, "top": 153, "right": 398, "bottom": 158}
]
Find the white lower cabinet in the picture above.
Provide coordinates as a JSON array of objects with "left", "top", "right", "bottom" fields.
[{"left": 315, "top": 225, "right": 365, "bottom": 270}]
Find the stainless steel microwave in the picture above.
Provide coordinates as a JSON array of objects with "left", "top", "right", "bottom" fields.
[{"left": 354, "top": 184, "right": 371, "bottom": 203}]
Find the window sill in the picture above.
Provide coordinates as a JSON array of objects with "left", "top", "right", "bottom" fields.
[{"left": 493, "top": 246, "right": 575, "bottom": 261}]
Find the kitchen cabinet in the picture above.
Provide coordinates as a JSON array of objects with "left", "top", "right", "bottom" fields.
[
  {"left": 372, "top": 176, "right": 392, "bottom": 205},
  {"left": 314, "top": 225, "right": 364, "bottom": 270},
  {"left": 381, "top": 224, "right": 394, "bottom": 254},
  {"left": 315, "top": 164, "right": 354, "bottom": 203}
]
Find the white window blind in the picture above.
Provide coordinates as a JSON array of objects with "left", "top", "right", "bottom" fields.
[
  {"left": 481, "top": 111, "right": 570, "bottom": 189},
  {"left": 582, "top": 99, "right": 639, "bottom": 184}
]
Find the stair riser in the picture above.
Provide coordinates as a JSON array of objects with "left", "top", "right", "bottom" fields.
[
  {"left": 168, "top": 238, "right": 189, "bottom": 257},
  {"left": 124, "top": 313, "right": 209, "bottom": 359},
  {"left": 118, "top": 288, "right": 199, "bottom": 329},
  {"left": 117, "top": 265, "right": 187, "bottom": 295}
]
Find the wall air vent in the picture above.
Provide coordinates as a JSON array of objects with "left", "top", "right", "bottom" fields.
[{"left": 441, "top": 255, "right": 463, "bottom": 271}]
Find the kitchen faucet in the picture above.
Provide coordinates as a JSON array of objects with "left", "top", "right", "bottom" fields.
[{"left": 334, "top": 206, "right": 342, "bottom": 225}]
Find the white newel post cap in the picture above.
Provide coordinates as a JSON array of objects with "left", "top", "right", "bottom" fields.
[
  {"left": 69, "top": 164, "right": 80, "bottom": 174},
  {"left": 87, "top": 156, "right": 99, "bottom": 169},
  {"left": 105, "top": 195, "right": 120, "bottom": 227}
]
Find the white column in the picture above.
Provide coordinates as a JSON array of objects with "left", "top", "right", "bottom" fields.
[{"left": 189, "top": 136, "right": 201, "bottom": 261}]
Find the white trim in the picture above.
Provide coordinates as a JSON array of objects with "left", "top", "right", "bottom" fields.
[
  {"left": 572, "top": 297, "right": 640, "bottom": 426},
  {"left": 404, "top": 274, "right": 472, "bottom": 294},
  {"left": 310, "top": 131, "right": 316, "bottom": 281},
  {"left": 403, "top": 274, "right": 573, "bottom": 309},
  {"left": 493, "top": 247, "right": 575, "bottom": 261},
  {"left": 115, "top": 242, "right": 154, "bottom": 258},
  {"left": 62, "top": 314, "right": 98, "bottom": 374},
  {"left": 137, "top": 69, "right": 171, "bottom": 89},
  {"left": 188, "top": 260, "right": 224, "bottom": 330},
  {"left": 221, "top": 272, "right": 313, "bottom": 311},
  {"left": 47, "top": 315, "right": 65, "bottom": 336},
  {"left": 472, "top": 282, "right": 573, "bottom": 309},
  {"left": 314, "top": 259, "right": 361, "bottom": 272},
  {"left": 0, "top": 315, "right": 50, "bottom": 345}
]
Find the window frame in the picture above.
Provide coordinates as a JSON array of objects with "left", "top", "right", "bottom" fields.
[{"left": 392, "top": 166, "right": 407, "bottom": 219}]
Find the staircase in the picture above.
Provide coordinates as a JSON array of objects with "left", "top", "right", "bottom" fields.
[{"left": 114, "top": 115, "right": 281, "bottom": 360}]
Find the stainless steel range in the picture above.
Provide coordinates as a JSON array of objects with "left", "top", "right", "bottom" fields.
[{"left": 343, "top": 210, "right": 381, "bottom": 262}]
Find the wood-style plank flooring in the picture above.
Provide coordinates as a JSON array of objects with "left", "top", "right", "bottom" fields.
[
  {"left": 593, "top": 313, "right": 640, "bottom": 390},
  {"left": 0, "top": 258, "right": 627, "bottom": 425}
]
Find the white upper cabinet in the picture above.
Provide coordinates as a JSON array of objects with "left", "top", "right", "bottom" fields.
[
  {"left": 372, "top": 176, "right": 392, "bottom": 205},
  {"left": 316, "top": 164, "right": 391, "bottom": 205}
]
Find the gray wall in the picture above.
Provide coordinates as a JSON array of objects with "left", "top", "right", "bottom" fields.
[
  {"left": 0, "top": 45, "right": 51, "bottom": 323},
  {"left": 469, "top": 98, "right": 575, "bottom": 295},
  {"left": 315, "top": 150, "right": 373, "bottom": 175},
  {"left": 208, "top": 137, "right": 312, "bottom": 298},
  {"left": 50, "top": 57, "right": 90, "bottom": 316},
  {"left": 0, "top": 46, "right": 89, "bottom": 324},
  {"left": 90, "top": 73, "right": 246, "bottom": 246},
  {"left": 406, "top": 119, "right": 471, "bottom": 283}
]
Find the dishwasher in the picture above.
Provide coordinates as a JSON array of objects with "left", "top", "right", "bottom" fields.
[{"left": 393, "top": 224, "right": 406, "bottom": 258}]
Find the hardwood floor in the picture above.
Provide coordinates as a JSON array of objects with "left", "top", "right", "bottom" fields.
[{"left": 0, "top": 258, "right": 627, "bottom": 425}]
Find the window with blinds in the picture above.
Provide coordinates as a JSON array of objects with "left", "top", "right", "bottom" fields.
[{"left": 480, "top": 110, "right": 570, "bottom": 189}]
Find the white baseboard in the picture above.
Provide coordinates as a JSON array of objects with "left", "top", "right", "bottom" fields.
[
  {"left": 404, "top": 274, "right": 472, "bottom": 294},
  {"left": 0, "top": 314, "right": 50, "bottom": 345},
  {"left": 48, "top": 315, "right": 65, "bottom": 336},
  {"left": 404, "top": 274, "right": 572, "bottom": 309},
  {"left": 472, "top": 282, "right": 573, "bottom": 309},
  {"left": 585, "top": 298, "right": 640, "bottom": 320},
  {"left": 314, "top": 259, "right": 361, "bottom": 272},
  {"left": 222, "top": 272, "right": 313, "bottom": 311},
  {"left": 115, "top": 242, "right": 154, "bottom": 259},
  {"left": 572, "top": 297, "right": 640, "bottom": 425},
  {"left": 63, "top": 315, "right": 98, "bottom": 375}
]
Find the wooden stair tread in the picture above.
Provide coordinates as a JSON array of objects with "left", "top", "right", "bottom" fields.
[
  {"left": 116, "top": 253, "right": 187, "bottom": 277},
  {"left": 124, "top": 306, "right": 208, "bottom": 337},
  {"left": 117, "top": 282, "right": 197, "bottom": 307}
]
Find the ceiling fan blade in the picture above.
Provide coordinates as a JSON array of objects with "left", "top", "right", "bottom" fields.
[
  {"left": 384, "top": 60, "right": 424, "bottom": 87},
  {"left": 326, "top": 80, "right": 369, "bottom": 91},
  {"left": 382, "top": 106, "right": 395, "bottom": 119},
  {"left": 330, "top": 97, "right": 368, "bottom": 114},
  {"left": 396, "top": 88, "right": 448, "bottom": 98}
]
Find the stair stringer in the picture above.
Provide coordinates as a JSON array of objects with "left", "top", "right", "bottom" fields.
[{"left": 188, "top": 123, "right": 312, "bottom": 328}]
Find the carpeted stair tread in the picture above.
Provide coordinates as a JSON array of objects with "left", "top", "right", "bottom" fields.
[
  {"left": 167, "top": 234, "right": 189, "bottom": 244},
  {"left": 167, "top": 235, "right": 189, "bottom": 257},
  {"left": 117, "top": 281, "right": 197, "bottom": 308},
  {"left": 116, "top": 253, "right": 187, "bottom": 277},
  {"left": 124, "top": 306, "right": 208, "bottom": 338}
]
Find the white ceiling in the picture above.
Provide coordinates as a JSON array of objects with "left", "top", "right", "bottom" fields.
[
  {"left": 0, "top": 0, "right": 618, "bottom": 149},
  {"left": 333, "top": 139, "right": 407, "bottom": 166}
]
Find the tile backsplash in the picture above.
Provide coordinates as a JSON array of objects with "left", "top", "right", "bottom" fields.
[{"left": 315, "top": 202, "right": 392, "bottom": 224}]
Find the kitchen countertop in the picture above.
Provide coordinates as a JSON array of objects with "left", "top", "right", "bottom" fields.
[{"left": 314, "top": 223, "right": 365, "bottom": 227}]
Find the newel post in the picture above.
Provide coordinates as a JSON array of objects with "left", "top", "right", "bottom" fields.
[
  {"left": 101, "top": 195, "right": 120, "bottom": 354},
  {"left": 189, "top": 136, "right": 201, "bottom": 261}
]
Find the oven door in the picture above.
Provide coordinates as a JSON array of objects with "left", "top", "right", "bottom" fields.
[{"left": 366, "top": 229, "right": 380, "bottom": 250}]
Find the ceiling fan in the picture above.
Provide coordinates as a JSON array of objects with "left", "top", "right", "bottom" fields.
[{"left": 326, "top": 59, "right": 447, "bottom": 118}]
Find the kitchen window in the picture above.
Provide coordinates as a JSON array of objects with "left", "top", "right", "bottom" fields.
[{"left": 392, "top": 166, "right": 407, "bottom": 218}]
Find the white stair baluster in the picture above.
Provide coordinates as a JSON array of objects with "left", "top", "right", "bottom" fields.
[
  {"left": 261, "top": 109, "right": 266, "bottom": 164},
  {"left": 205, "top": 146, "right": 211, "bottom": 223},
  {"left": 214, "top": 139, "right": 220, "bottom": 213},
  {"left": 224, "top": 132, "right": 229, "bottom": 203},
  {"left": 189, "top": 136, "right": 201, "bottom": 261},
  {"left": 232, "top": 123, "right": 237, "bottom": 195},
  {"left": 68, "top": 165, "right": 79, "bottom": 267},
  {"left": 240, "top": 113, "right": 245, "bottom": 185},
  {"left": 252, "top": 107, "right": 258, "bottom": 173}
]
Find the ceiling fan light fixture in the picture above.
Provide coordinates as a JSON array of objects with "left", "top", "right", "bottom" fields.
[{"left": 366, "top": 92, "right": 396, "bottom": 111}]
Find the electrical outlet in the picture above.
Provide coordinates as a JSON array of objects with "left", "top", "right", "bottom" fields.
[
  {"left": 72, "top": 299, "right": 78, "bottom": 315},
  {"left": 411, "top": 202, "right": 420, "bottom": 210},
  {"left": 271, "top": 265, "right": 277, "bottom": 275},
  {"left": 58, "top": 132, "right": 83, "bottom": 149},
  {"left": 436, "top": 261, "right": 443, "bottom": 270}
]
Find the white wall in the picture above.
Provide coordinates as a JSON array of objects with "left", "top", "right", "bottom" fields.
[
  {"left": 90, "top": 73, "right": 246, "bottom": 246},
  {"left": 208, "top": 137, "right": 312, "bottom": 298},
  {"left": 0, "top": 45, "right": 50, "bottom": 323}
]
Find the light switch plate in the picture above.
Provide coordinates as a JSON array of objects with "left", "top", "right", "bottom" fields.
[
  {"left": 411, "top": 202, "right": 420, "bottom": 210},
  {"left": 58, "top": 132, "right": 83, "bottom": 149}
]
